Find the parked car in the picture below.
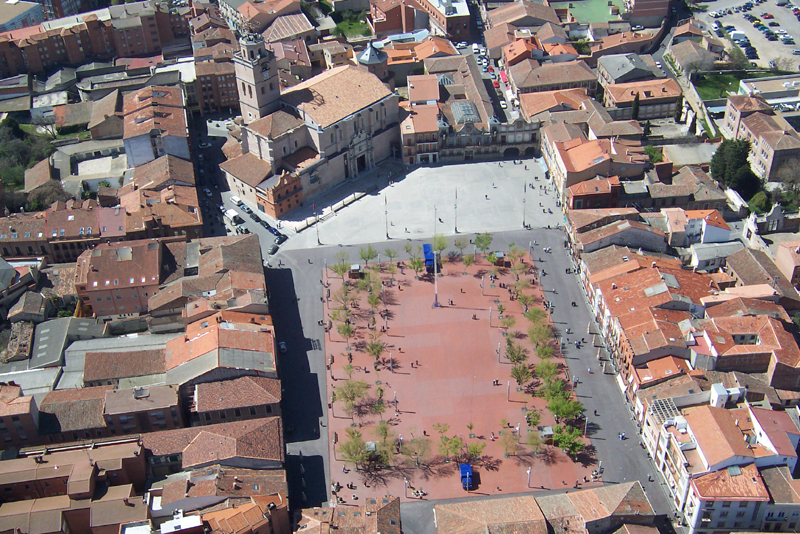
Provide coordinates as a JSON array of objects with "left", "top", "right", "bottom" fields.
[
  {"left": 632, "top": 24, "right": 644, "bottom": 30},
  {"left": 249, "top": 212, "right": 261, "bottom": 222},
  {"left": 241, "top": 205, "right": 253, "bottom": 214},
  {"left": 203, "top": 187, "right": 212, "bottom": 197},
  {"left": 268, "top": 226, "right": 280, "bottom": 236},
  {"left": 500, "top": 100, "right": 507, "bottom": 109},
  {"left": 199, "top": 142, "right": 212, "bottom": 149},
  {"left": 278, "top": 341, "right": 287, "bottom": 353},
  {"left": 770, "top": 21, "right": 780, "bottom": 25},
  {"left": 487, "top": 65, "right": 494, "bottom": 72},
  {"left": 275, "top": 234, "right": 289, "bottom": 245},
  {"left": 260, "top": 220, "right": 273, "bottom": 230},
  {"left": 268, "top": 244, "right": 279, "bottom": 255},
  {"left": 493, "top": 80, "right": 500, "bottom": 88}
]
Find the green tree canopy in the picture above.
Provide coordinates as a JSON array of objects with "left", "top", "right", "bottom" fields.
[{"left": 553, "top": 425, "right": 585, "bottom": 457}]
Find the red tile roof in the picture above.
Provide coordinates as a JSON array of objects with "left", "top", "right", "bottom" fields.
[{"left": 195, "top": 376, "right": 281, "bottom": 412}]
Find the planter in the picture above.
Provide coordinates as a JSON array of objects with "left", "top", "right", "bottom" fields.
[{"left": 469, "top": 433, "right": 476, "bottom": 439}]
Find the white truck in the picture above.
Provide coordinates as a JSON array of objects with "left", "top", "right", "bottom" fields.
[{"left": 224, "top": 209, "right": 244, "bottom": 225}]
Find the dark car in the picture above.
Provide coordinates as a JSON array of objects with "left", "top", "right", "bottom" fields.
[
  {"left": 260, "top": 220, "right": 272, "bottom": 230},
  {"left": 267, "top": 244, "right": 279, "bottom": 255},
  {"left": 770, "top": 21, "right": 780, "bottom": 25},
  {"left": 275, "top": 235, "right": 288, "bottom": 245},
  {"left": 241, "top": 205, "right": 253, "bottom": 214},
  {"left": 268, "top": 226, "right": 280, "bottom": 236},
  {"left": 768, "top": 34, "right": 779, "bottom": 40},
  {"left": 249, "top": 212, "right": 261, "bottom": 222}
]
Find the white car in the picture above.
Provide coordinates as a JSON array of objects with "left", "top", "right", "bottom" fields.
[
  {"left": 278, "top": 341, "right": 287, "bottom": 353},
  {"left": 500, "top": 100, "right": 508, "bottom": 109},
  {"left": 203, "top": 187, "right": 212, "bottom": 197},
  {"left": 655, "top": 61, "right": 662, "bottom": 68}
]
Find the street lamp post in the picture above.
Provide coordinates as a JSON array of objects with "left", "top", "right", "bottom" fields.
[
  {"left": 433, "top": 207, "right": 439, "bottom": 308},
  {"left": 454, "top": 189, "right": 458, "bottom": 233},
  {"left": 584, "top": 416, "right": 589, "bottom": 436},
  {"left": 404, "top": 478, "right": 408, "bottom": 498},
  {"left": 522, "top": 183, "right": 527, "bottom": 228},
  {"left": 315, "top": 210, "right": 321, "bottom": 245},
  {"left": 384, "top": 194, "right": 389, "bottom": 239},
  {"left": 527, "top": 467, "right": 532, "bottom": 488}
]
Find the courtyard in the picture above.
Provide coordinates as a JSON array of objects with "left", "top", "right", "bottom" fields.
[
  {"left": 550, "top": 0, "right": 624, "bottom": 24},
  {"left": 322, "top": 242, "right": 599, "bottom": 504}
]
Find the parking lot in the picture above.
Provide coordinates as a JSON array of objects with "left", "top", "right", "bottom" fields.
[{"left": 697, "top": 0, "right": 800, "bottom": 70}]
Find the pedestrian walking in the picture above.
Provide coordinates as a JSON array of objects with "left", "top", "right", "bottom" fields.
[{"left": 485, "top": 194, "right": 489, "bottom": 200}]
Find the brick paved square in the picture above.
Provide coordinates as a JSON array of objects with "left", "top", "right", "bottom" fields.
[{"left": 323, "top": 250, "right": 598, "bottom": 503}]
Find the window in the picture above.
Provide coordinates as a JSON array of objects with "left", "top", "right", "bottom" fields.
[
  {"left": 722, "top": 502, "right": 731, "bottom": 508},
  {"left": 204, "top": 413, "right": 211, "bottom": 421},
  {"left": 235, "top": 408, "right": 241, "bottom": 417}
]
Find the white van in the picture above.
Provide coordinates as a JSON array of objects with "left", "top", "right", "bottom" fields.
[
  {"left": 472, "top": 43, "right": 480, "bottom": 54},
  {"left": 230, "top": 195, "right": 244, "bottom": 206}
]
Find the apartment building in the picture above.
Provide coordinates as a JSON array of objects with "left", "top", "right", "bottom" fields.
[
  {"left": 597, "top": 53, "right": 661, "bottom": 88},
  {"left": 541, "top": 122, "right": 647, "bottom": 198},
  {"left": 0, "top": 1, "right": 190, "bottom": 78},
  {"left": 725, "top": 247, "right": 800, "bottom": 311},
  {"left": 566, "top": 176, "right": 621, "bottom": 209},
  {"left": 0, "top": 0, "right": 44, "bottom": 32},
  {"left": 74, "top": 238, "right": 163, "bottom": 317},
  {"left": 103, "top": 385, "right": 183, "bottom": 434},
  {"left": 0, "top": 440, "right": 146, "bottom": 499},
  {"left": 123, "top": 86, "right": 189, "bottom": 167},
  {"left": 603, "top": 78, "right": 682, "bottom": 120},
  {"left": 508, "top": 60, "right": 597, "bottom": 96},
  {"left": 411, "top": 0, "right": 470, "bottom": 40},
  {"left": 774, "top": 241, "right": 800, "bottom": 288},
  {"left": 400, "top": 103, "right": 440, "bottom": 164},
  {"left": 0, "top": 383, "right": 38, "bottom": 446},
  {"left": 203, "top": 496, "right": 291, "bottom": 534},
  {"left": 190, "top": 375, "right": 281, "bottom": 425}
]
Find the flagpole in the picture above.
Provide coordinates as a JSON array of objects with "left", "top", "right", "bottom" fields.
[
  {"left": 454, "top": 188, "right": 458, "bottom": 234},
  {"left": 385, "top": 195, "right": 389, "bottom": 239}
]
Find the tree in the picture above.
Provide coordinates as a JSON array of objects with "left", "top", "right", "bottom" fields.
[
  {"left": 506, "top": 341, "right": 529, "bottom": 364},
  {"left": 525, "top": 430, "right": 542, "bottom": 453},
  {"left": 528, "top": 323, "right": 553, "bottom": 347},
  {"left": 337, "top": 323, "right": 355, "bottom": 349},
  {"left": 553, "top": 425, "right": 585, "bottom": 457},
  {"left": 462, "top": 255, "right": 474, "bottom": 268},
  {"left": 409, "top": 257, "right": 425, "bottom": 277},
  {"left": 730, "top": 166, "right": 762, "bottom": 200},
  {"left": 359, "top": 245, "right": 378, "bottom": 266},
  {"left": 365, "top": 339, "right": 386, "bottom": 361},
  {"left": 777, "top": 159, "right": 800, "bottom": 199},
  {"left": 631, "top": 92, "right": 640, "bottom": 121},
  {"left": 526, "top": 409, "right": 541, "bottom": 427},
  {"left": 540, "top": 378, "right": 567, "bottom": 402},
  {"left": 535, "top": 361, "right": 559, "bottom": 382},
  {"left": 332, "top": 284, "right": 351, "bottom": 310},
  {"left": 453, "top": 237, "right": 469, "bottom": 256},
  {"left": 548, "top": 396, "right": 584, "bottom": 422},
  {"left": 525, "top": 308, "right": 546, "bottom": 325},
  {"left": 339, "top": 428, "right": 368, "bottom": 469},
  {"left": 403, "top": 242, "right": 414, "bottom": 260},
  {"left": 375, "top": 420, "right": 392, "bottom": 443},
  {"left": 332, "top": 251, "right": 350, "bottom": 280},
  {"left": 343, "top": 363, "right": 355, "bottom": 379},
  {"left": 748, "top": 191, "right": 772, "bottom": 214},
  {"left": 371, "top": 399, "right": 387, "bottom": 420},
  {"left": 466, "top": 441, "right": 486, "bottom": 459},
  {"left": 433, "top": 233, "right": 448, "bottom": 256},
  {"left": 474, "top": 232, "right": 493, "bottom": 254},
  {"left": 727, "top": 46, "right": 749, "bottom": 71},
  {"left": 674, "top": 94, "right": 684, "bottom": 122},
  {"left": 772, "top": 57, "right": 793, "bottom": 72},
  {"left": 511, "top": 363, "right": 532, "bottom": 385},
  {"left": 403, "top": 435, "right": 432, "bottom": 467},
  {"left": 500, "top": 431, "right": 520, "bottom": 457},
  {"left": 337, "top": 379, "right": 370, "bottom": 420},
  {"left": 644, "top": 145, "right": 663, "bottom": 163},
  {"left": 432, "top": 422, "right": 450, "bottom": 439},
  {"left": 500, "top": 316, "right": 516, "bottom": 331},
  {"left": 384, "top": 248, "right": 398, "bottom": 265},
  {"left": 25, "top": 180, "right": 70, "bottom": 212},
  {"left": 537, "top": 345, "right": 554, "bottom": 360},
  {"left": 710, "top": 138, "right": 761, "bottom": 198},
  {"left": 794, "top": 312, "right": 800, "bottom": 330},
  {"left": 486, "top": 252, "right": 498, "bottom": 265}
]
